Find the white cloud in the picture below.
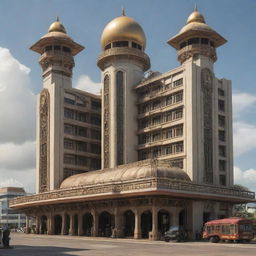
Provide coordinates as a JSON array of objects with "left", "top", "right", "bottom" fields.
[
  {"left": 233, "top": 121, "right": 256, "bottom": 157},
  {"left": 0, "top": 47, "right": 36, "bottom": 144},
  {"left": 232, "top": 92, "right": 256, "bottom": 119},
  {"left": 0, "top": 178, "right": 23, "bottom": 188},
  {"left": 234, "top": 166, "right": 256, "bottom": 192},
  {"left": 75, "top": 75, "right": 102, "bottom": 95},
  {"left": 0, "top": 141, "right": 35, "bottom": 170}
]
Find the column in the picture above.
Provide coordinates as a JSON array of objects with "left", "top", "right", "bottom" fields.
[
  {"left": 61, "top": 213, "right": 67, "bottom": 235},
  {"left": 69, "top": 214, "right": 74, "bottom": 236},
  {"left": 134, "top": 209, "right": 141, "bottom": 239},
  {"left": 92, "top": 210, "right": 98, "bottom": 237},
  {"left": 114, "top": 208, "right": 122, "bottom": 238},
  {"left": 78, "top": 213, "right": 83, "bottom": 236},
  {"left": 151, "top": 206, "right": 158, "bottom": 240},
  {"left": 25, "top": 216, "right": 30, "bottom": 234},
  {"left": 172, "top": 208, "right": 180, "bottom": 226},
  {"left": 35, "top": 216, "right": 40, "bottom": 234},
  {"left": 48, "top": 213, "right": 54, "bottom": 235}
]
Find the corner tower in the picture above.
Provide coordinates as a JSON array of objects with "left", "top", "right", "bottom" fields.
[
  {"left": 97, "top": 11, "right": 150, "bottom": 168},
  {"left": 31, "top": 19, "right": 84, "bottom": 193},
  {"left": 167, "top": 9, "right": 233, "bottom": 187}
]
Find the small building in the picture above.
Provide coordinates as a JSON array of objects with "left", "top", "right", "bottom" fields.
[{"left": 0, "top": 187, "right": 27, "bottom": 229}]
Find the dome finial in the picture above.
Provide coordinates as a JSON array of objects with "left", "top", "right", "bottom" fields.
[
  {"left": 194, "top": 3, "right": 198, "bottom": 11},
  {"left": 122, "top": 7, "right": 126, "bottom": 16},
  {"left": 56, "top": 16, "right": 59, "bottom": 22}
]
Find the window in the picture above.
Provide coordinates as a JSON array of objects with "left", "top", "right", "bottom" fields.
[
  {"left": 105, "top": 44, "right": 111, "bottom": 50},
  {"left": 77, "top": 156, "right": 87, "bottom": 166},
  {"left": 180, "top": 41, "right": 187, "bottom": 49},
  {"left": 218, "top": 100, "right": 225, "bottom": 112},
  {"left": 188, "top": 38, "right": 199, "bottom": 45},
  {"left": 64, "top": 139, "right": 74, "bottom": 150},
  {"left": 166, "top": 128, "right": 173, "bottom": 138},
  {"left": 77, "top": 142, "right": 87, "bottom": 152},
  {"left": 219, "top": 160, "right": 226, "bottom": 172},
  {"left": 219, "top": 130, "right": 225, "bottom": 142},
  {"left": 64, "top": 97, "right": 75, "bottom": 105},
  {"left": 91, "top": 129, "right": 101, "bottom": 140},
  {"left": 176, "top": 125, "right": 183, "bottom": 136},
  {"left": 64, "top": 125, "right": 74, "bottom": 135},
  {"left": 201, "top": 38, "right": 209, "bottom": 45},
  {"left": 218, "top": 88, "right": 225, "bottom": 96},
  {"left": 91, "top": 101, "right": 101, "bottom": 110},
  {"left": 169, "top": 159, "right": 183, "bottom": 169},
  {"left": 78, "top": 112, "right": 87, "bottom": 122},
  {"left": 90, "top": 144, "right": 101, "bottom": 154},
  {"left": 132, "top": 42, "right": 142, "bottom": 50},
  {"left": 54, "top": 45, "right": 61, "bottom": 50},
  {"left": 152, "top": 115, "right": 161, "bottom": 126},
  {"left": 113, "top": 41, "right": 129, "bottom": 47},
  {"left": 91, "top": 115, "right": 101, "bottom": 125},
  {"left": 78, "top": 127, "right": 87, "bottom": 137},
  {"left": 64, "top": 154, "right": 75, "bottom": 165},
  {"left": 175, "top": 142, "right": 183, "bottom": 153},
  {"left": 218, "top": 115, "right": 225, "bottom": 127},
  {"left": 219, "top": 175, "right": 226, "bottom": 186},
  {"left": 153, "top": 147, "right": 161, "bottom": 158},
  {"left": 63, "top": 46, "right": 71, "bottom": 53},
  {"left": 152, "top": 133, "right": 161, "bottom": 142},
  {"left": 64, "top": 109, "right": 74, "bottom": 119},
  {"left": 219, "top": 145, "right": 226, "bottom": 157},
  {"left": 45, "top": 45, "right": 52, "bottom": 51},
  {"left": 173, "top": 92, "right": 183, "bottom": 103},
  {"left": 173, "top": 108, "right": 183, "bottom": 119},
  {"left": 173, "top": 78, "right": 183, "bottom": 88},
  {"left": 152, "top": 100, "right": 161, "bottom": 110}
]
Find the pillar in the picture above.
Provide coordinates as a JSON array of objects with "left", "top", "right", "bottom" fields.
[
  {"left": 48, "top": 213, "right": 54, "bottom": 235},
  {"left": 69, "top": 214, "right": 75, "bottom": 236},
  {"left": 61, "top": 213, "right": 67, "bottom": 235},
  {"left": 92, "top": 210, "right": 98, "bottom": 237},
  {"left": 114, "top": 208, "right": 122, "bottom": 238},
  {"left": 35, "top": 216, "right": 40, "bottom": 234},
  {"left": 172, "top": 208, "right": 180, "bottom": 226},
  {"left": 134, "top": 209, "right": 141, "bottom": 239},
  {"left": 150, "top": 206, "right": 158, "bottom": 240},
  {"left": 78, "top": 213, "right": 83, "bottom": 236},
  {"left": 26, "top": 216, "right": 30, "bottom": 234}
]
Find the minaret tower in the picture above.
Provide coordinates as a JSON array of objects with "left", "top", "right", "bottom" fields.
[
  {"left": 167, "top": 9, "right": 233, "bottom": 187},
  {"left": 31, "top": 19, "right": 84, "bottom": 192},
  {"left": 97, "top": 11, "right": 150, "bottom": 168}
]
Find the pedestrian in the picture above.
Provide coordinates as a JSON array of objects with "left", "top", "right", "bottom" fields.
[{"left": 2, "top": 226, "right": 10, "bottom": 248}]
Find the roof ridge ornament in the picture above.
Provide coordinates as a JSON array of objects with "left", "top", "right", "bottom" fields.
[
  {"left": 194, "top": 3, "right": 198, "bottom": 11},
  {"left": 122, "top": 7, "right": 126, "bottom": 16},
  {"left": 56, "top": 16, "right": 59, "bottom": 22}
]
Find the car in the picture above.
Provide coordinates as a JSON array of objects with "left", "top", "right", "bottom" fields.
[{"left": 164, "top": 225, "right": 188, "bottom": 242}]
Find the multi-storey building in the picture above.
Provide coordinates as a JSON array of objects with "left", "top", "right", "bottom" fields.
[
  {"left": 10, "top": 9, "right": 254, "bottom": 240},
  {"left": 0, "top": 187, "right": 27, "bottom": 229},
  {"left": 30, "top": 19, "right": 101, "bottom": 193}
]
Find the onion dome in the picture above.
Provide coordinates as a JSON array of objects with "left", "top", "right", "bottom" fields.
[
  {"left": 48, "top": 17, "right": 67, "bottom": 33},
  {"left": 101, "top": 12, "right": 146, "bottom": 50}
]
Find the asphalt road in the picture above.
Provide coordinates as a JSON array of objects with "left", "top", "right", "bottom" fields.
[{"left": 0, "top": 233, "right": 256, "bottom": 256}]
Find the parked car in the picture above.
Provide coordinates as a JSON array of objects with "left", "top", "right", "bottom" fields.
[{"left": 164, "top": 225, "right": 188, "bottom": 242}]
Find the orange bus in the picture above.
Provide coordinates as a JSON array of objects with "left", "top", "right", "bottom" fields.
[{"left": 203, "top": 217, "right": 254, "bottom": 243}]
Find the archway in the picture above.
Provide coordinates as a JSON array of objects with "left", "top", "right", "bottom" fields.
[
  {"left": 158, "top": 210, "right": 170, "bottom": 236},
  {"left": 65, "top": 214, "right": 70, "bottom": 235},
  {"left": 83, "top": 213, "right": 93, "bottom": 236},
  {"left": 141, "top": 210, "right": 152, "bottom": 238},
  {"left": 123, "top": 210, "right": 135, "bottom": 237},
  {"left": 74, "top": 214, "right": 78, "bottom": 235},
  {"left": 54, "top": 215, "right": 62, "bottom": 235},
  {"left": 41, "top": 215, "right": 47, "bottom": 234},
  {"left": 98, "top": 211, "right": 113, "bottom": 237}
]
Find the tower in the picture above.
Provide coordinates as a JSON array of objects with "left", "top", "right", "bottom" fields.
[
  {"left": 31, "top": 19, "right": 84, "bottom": 192},
  {"left": 167, "top": 8, "right": 233, "bottom": 186},
  {"left": 97, "top": 11, "right": 150, "bottom": 168}
]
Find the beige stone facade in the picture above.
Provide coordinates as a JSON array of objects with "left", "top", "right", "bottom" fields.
[{"left": 10, "top": 9, "right": 255, "bottom": 240}]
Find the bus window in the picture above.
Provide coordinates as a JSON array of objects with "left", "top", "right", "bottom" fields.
[
  {"left": 239, "top": 224, "right": 252, "bottom": 232},
  {"left": 207, "top": 226, "right": 211, "bottom": 233},
  {"left": 230, "top": 224, "right": 236, "bottom": 234},
  {"left": 211, "top": 226, "right": 214, "bottom": 232},
  {"left": 216, "top": 225, "right": 220, "bottom": 232},
  {"left": 221, "top": 225, "right": 225, "bottom": 233}
]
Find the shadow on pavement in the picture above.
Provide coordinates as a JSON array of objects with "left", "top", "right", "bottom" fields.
[{"left": 0, "top": 245, "right": 93, "bottom": 256}]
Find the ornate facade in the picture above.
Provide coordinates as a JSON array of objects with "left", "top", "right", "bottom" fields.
[{"left": 10, "top": 8, "right": 255, "bottom": 240}]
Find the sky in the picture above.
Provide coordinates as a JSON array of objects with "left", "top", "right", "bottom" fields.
[{"left": 0, "top": 0, "right": 256, "bottom": 193}]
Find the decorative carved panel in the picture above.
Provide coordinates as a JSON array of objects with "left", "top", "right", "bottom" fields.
[
  {"left": 39, "top": 89, "right": 50, "bottom": 192},
  {"left": 201, "top": 68, "right": 213, "bottom": 184},
  {"left": 103, "top": 75, "right": 110, "bottom": 168},
  {"left": 116, "top": 71, "right": 124, "bottom": 165}
]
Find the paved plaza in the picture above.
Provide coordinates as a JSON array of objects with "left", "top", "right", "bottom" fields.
[{"left": 0, "top": 233, "right": 256, "bottom": 256}]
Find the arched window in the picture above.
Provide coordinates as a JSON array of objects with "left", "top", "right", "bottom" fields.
[{"left": 116, "top": 71, "right": 124, "bottom": 165}]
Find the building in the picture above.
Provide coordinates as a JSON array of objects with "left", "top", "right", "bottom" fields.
[
  {"left": 10, "top": 8, "right": 255, "bottom": 240},
  {"left": 0, "top": 187, "right": 27, "bottom": 229}
]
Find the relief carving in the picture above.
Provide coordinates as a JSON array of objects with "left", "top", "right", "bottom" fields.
[
  {"left": 201, "top": 68, "right": 213, "bottom": 184},
  {"left": 39, "top": 89, "right": 50, "bottom": 192}
]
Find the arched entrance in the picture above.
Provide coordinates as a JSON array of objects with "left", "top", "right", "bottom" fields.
[
  {"left": 41, "top": 215, "right": 47, "bottom": 234},
  {"left": 74, "top": 214, "right": 78, "bottom": 235},
  {"left": 83, "top": 213, "right": 93, "bottom": 236},
  {"left": 54, "top": 215, "right": 62, "bottom": 235},
  {"left": 141, "top": 210, "right": 152, "bottom": 238},
  {"left": 123, "top": 210, "right": 135, "bottom": 237},
  {"left": 98, "top": 211, "right": 113, "bottom": 237},
  {"left": 158, "top": 210, "right": 170, "bottom": 236},
  {"left": 65, "top": 214, "right": 70, "bottom": 235}
]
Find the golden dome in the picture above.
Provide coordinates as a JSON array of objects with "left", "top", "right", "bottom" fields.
[
  {"left": 187, "top": 9, "right": 205, "bottom": 24},
  {"left": 101, "top": 14, "right": 146, "bottom": 50},
  {"left": 48, "top": 18, "right": 66, "bottom": 33}
]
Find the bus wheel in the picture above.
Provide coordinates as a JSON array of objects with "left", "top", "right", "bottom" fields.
[{"left": 210, "top": 236, "right": 219, "bottom": 243}]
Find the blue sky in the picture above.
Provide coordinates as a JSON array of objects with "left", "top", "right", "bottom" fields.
[{"left": 0, "top": 0, "right": 256, "bottom": 192}]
